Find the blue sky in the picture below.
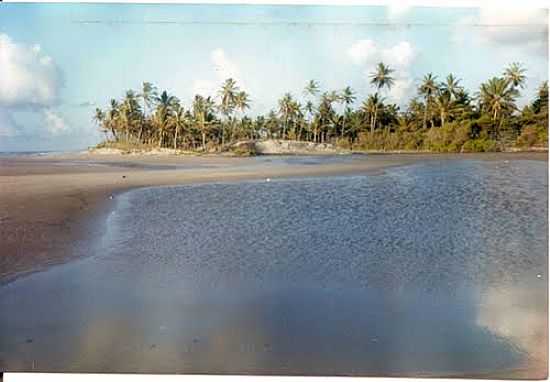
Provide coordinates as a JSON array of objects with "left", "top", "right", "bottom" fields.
[{"left": 0, "top": 3, "right": 548, "bottom": 151}]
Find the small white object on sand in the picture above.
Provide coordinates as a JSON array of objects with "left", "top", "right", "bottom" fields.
[{"left": 266, "top": 178, "right": 271, "bottom": 182}]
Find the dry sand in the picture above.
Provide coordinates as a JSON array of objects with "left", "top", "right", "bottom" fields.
[{"left": 0, "top": 151, "right": 547, "bottom": 283}]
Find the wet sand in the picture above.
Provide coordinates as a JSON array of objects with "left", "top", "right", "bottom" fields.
[{"left": 0, "top": 151, "right": 546, "bottom": 284}]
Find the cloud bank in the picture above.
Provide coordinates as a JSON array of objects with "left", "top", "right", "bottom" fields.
[
  {"left": 454, "top": 7, "right": 548, "bottom": 55},
  {"left": 0, "top": 33, "right": 70, "bottom": 139},
  {"left": 0, "top": 34, "right": 63, "bottom": 109}
]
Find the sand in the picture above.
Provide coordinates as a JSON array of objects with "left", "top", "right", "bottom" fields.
[{"left": 0, "top": 151, "right": 547, "bottom": 283}]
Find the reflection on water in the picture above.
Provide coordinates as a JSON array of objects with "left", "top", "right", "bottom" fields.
[{"left": 0, "top": 159, "right": 547, "bottom": 376}]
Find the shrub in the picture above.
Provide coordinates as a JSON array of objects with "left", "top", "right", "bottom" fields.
[
  {"left": 423, "top": 122, "right": 471, "bottom": 152},
  {"left": 461, "top": 138, "right": 498, "bottom": 152},
  {"left": 335, "top": 137, "right": 352, "bottom": 150},
  {"left": 516, "top": 126, "right": 539, "bottom": 147}
]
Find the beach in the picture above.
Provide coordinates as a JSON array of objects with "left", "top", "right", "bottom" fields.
[{"left": 0, "top": 151, "right": 546, "bottom": 284}]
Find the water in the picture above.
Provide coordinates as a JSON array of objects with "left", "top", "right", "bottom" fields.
[{"left": 0, "top": 159, "right": 547, "bottom": 376}]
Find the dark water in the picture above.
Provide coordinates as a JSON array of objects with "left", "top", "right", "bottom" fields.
[{"left": 0, "top": 159, "right": 548, "bottom": 376}]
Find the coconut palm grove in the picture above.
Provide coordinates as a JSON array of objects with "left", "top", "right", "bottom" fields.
[{"left": 93, "top": 62, "right": 548, "bottom": 153}]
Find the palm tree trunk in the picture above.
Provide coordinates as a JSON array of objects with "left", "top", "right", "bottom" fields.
[
  {"left": 370, "top": 114, "right": 374, "bottom": 134},
  {"left": 497, "top": 115, "right": 504, "bottom": 142},
  {"left": 174, "top": 126, "right": 178, "bottom": 150},
  {"left": 423, "top": 99, "right": 429, "bottom": 129},
  {"left": 341, "top": 117, "right": 346, "bottom": 139}
]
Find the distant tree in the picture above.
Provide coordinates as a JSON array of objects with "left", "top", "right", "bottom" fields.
[
  {"left": 504, "top": 62, "right": 527, "bottom": 89},
  {"left": 479, "top": 77, "right": 519, "bottom": 139},
  {"left": 340, "top": 86, "right": 356, "bottom": 138},
  {"left": 218, "top": 78, "right": 239, "bottom": 146},
  {"left": 419, "top": 73, "right": 439, "bottom": 129},
  {"left": 361, "top": 93, "right": 384, "bottom": 133},
  {"left": 370, "top": 62, "right": 395, "bottom": 92},
  {"left": 169, "top": 101, "right": 186, "bottom": 149},
  {"left": 153, "top": 91, "right": 178, "bottom": 147},
  {"left": 303, "top": 79, "right": 320, "bottom": 98}
]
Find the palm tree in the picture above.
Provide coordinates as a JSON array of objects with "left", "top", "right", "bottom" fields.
[
  {"left": 340, "top": 86, "right": 356, "bottom": 138},
  {"left": 289, "top": 100, "right": 303, "bottom": 139},
  {"left": 361, "top": 93, "right": 384, "bottom": 133},
  {"left": 370, "top": 63, "right": 395, "bottom": 92},
  {"left": 106, "top": 99, "right": 120, "bottom": 140},
  {"left": 278, "top": 93, "right": 295, "bottom": 139},
  {"left": 232, "top": 91, "right": 250, "bottom": 141},
  {"left": 304, "top": 100, "right": 316, "bottom": 140},
  {"left": 218, "top": 78, "right": 239, "bottom": 145},
  {"left": 504, "top": 63, "right": 527, "bottom": 89},
  {"left": 153, "top": 90, "right": 178, "bottom": 147},
  {"left": 303, "top": 80, "right": 320, "bottom": 140},
  {"left": 419, "top": 73, "right": 439, "bottom": 129},
  {"left": 441, "top": 74, "right": 462, "bottom": 99},
  {"left": 317, "top": 92, "right": 337, "bottom": 142},
  {"left": 235, "top": 91, "right": 250, "bottom": 126},
  {"left": 435, "top": 91, "right": 458, "bottom": 128},
  {"left": 532, "top": 81, "right": 549, "bottom": 114},
  {"left": 93, "top": 107, "right": 104, "bottom": 125},
  {"left": 193, "top": 95, "right": 215, "bottom": 150},
  {"left": 266, "top": 110, "right": 280, "bottom": 139},
  {"left": 170, "top": 101, "right": 186, "bottom": 150},
  {"left": 303, "top": 79, "right": 320, "bottom": 98},
  {"left": 93, "top": 107, "right": 108, "bottom": 138},
  {"left": 479, "top": 77, "right": 519, "bottom": 139},
  {"left": 139, "top": 82, "right": 158, "bottom": 141},
  {"left": 120, "top": 90, "right": 142, "bottom": 142},
  {"left": 368, "top": 63, "right": 394, "bottom": 131}
]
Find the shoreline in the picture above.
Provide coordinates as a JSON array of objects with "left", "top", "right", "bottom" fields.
[{"left": 0, "top": 151, "right": 547, "bottom": 284}]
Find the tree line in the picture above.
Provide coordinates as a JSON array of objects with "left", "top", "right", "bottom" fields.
[{"left": 93, "top": 62, "right": 548, "bottom": 153}]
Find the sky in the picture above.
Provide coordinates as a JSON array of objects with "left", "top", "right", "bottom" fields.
[{"left": 0, "top": 3, "right": 548, "bottom": 151}]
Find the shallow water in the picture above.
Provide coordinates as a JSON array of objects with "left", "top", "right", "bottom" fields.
[{"left": 0, "top": 159, "right": 547, "bottom": 376}]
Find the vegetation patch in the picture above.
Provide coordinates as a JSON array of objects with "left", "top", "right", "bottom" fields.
[{"left": 92, "top": 63, "right": 548, "bottom": 154}]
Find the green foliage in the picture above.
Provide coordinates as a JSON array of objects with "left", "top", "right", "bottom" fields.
[
  {"left": 424, "top": 122, "right": 471, "bottom": 152},
  {"left": 516, "top": 125, "right": 547, "bottom": 148},
  {"left": 93, "top": 63, "right": 548, "bottom": 153}
]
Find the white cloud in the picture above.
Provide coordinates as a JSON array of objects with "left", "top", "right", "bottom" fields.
[
  {"left": 0, "top": 34, "right": 73, "bottom": 140},
  {"left": 381, "top": 42, "right": 415, "bottom": 70},
  {"left": 387, "top": 77, "right": 414, "bottom": 103},
  {"left": 454, "top": 8, "right": 548, "bottom": 55},
  {"left": 44, "top": 110, "right": 69, "bottom": 135},
  {"left": 0, "top": 33, "right": 63, "bottom": 109},
  {"left": 347, "top": 39, "right": 377, "bottom": 65},
  {"left": 348, "top": 39, "right": 417, "bottom": 104},
  {"left": 211, "top": 48, "right": 240, "bottom": 82},
  {"left": 192, "top": 48, "right": 243, "bottom": 97}
]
